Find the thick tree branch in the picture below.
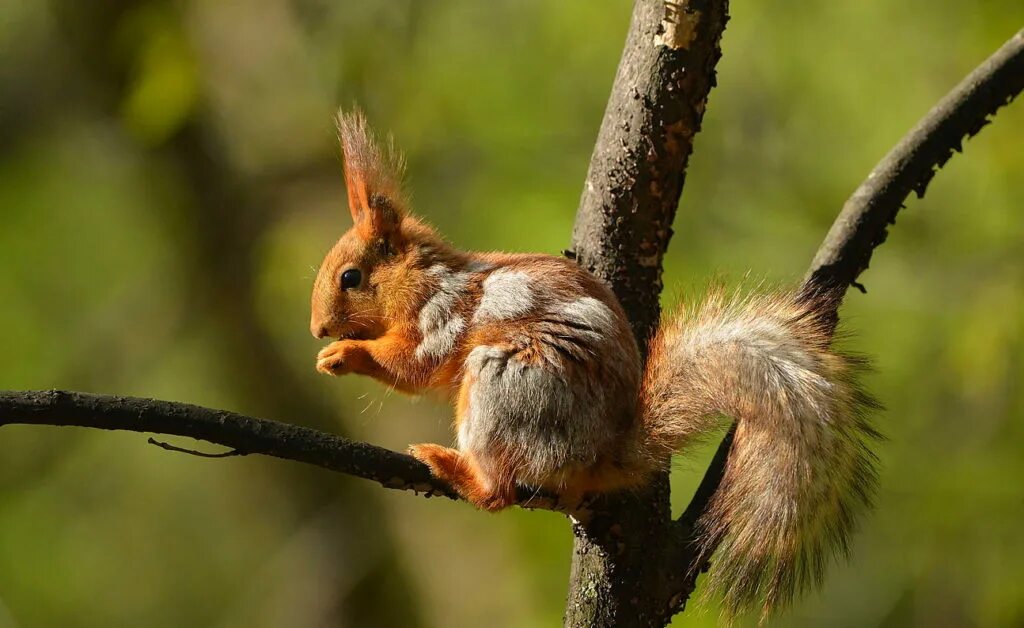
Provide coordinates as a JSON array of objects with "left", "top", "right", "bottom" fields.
[
  {"left": 573, "top": 1, "right": 728, "bottom": 343},
  {"left": 807, "top": 28, "right": 1024, "bottom": 294},
  {"left": 565, "top": 1, "right": 730, "bottom": 626}
]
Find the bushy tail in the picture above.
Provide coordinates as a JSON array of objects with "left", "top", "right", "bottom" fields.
[{"left": 639, "top": 287, "right": 880, "bottom": 618}]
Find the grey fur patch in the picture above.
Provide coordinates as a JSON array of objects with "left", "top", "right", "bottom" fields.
[
  {"left": 473, "top": 269, "right": 534, "bottom": 323},
  {"left": 559, "top": 296, "right": 617, "bottom": 338},
  {"left": 416, "top": 264, "right": 471, "bottom": 360},
  {"left": 460, "top": 342, "right": 615, "bottom": 485},
  {"left": 464, "top": 259, "right": 496, "bottom": 273}
]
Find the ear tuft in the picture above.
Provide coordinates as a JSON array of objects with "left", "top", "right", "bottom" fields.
[{"left": 336, "top": 108, "right": 406, "bottom": 240}]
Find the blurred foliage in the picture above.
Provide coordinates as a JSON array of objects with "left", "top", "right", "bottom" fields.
[{"left": 1, "top": 1, "right": 1022, "bottom": 627}]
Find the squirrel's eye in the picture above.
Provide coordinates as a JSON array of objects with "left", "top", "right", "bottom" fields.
[{"left": 340, "top": 268, "right": 362, "bottom": 290}]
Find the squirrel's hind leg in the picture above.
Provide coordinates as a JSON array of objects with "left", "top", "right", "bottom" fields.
[{"left": 408, "top": 443, "right": 516, "bottom": 512}]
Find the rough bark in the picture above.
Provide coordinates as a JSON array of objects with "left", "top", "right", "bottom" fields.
[
  {"left": 565, "top": 1, "right": 729, "bottom": 626},
  {"left": 572, "top": 0, "right": 729, "bottom": 343}
]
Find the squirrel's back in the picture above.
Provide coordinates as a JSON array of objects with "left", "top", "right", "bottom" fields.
[{"left": 430, "top": 252, "right": 644, "bottom": 490}]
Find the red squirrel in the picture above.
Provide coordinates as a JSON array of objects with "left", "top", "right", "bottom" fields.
[{"left": 310, "top": 110, "right": 879, "bottom": 615}]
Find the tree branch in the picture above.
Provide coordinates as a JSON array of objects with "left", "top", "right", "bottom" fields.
[
  {"left": 677, "top": 425, "right": 735, "bottom": 530},
  {"left": 0, "top": 389, "right": 571, "bottom": 511},
  {"left": 807, "top": 28, "right": 1024, "bottom": 294},
  {"left": 674, "top": 25, "right": 1024, "bottom": 604},
  {"left": 573, "top": 0, "right": 729, "bottom": 343},
  {"left": 147, "top": 437, "right": 245, "bottom": 458},
  {"left": 0, "top": 389, "right": 457, "bottom": 499},
  {"left": 565, "top": 0, "right": 730, "bottom": 626}
]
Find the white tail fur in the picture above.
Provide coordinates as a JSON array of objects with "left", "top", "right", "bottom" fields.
[{"left": 640, "top": 288, "right": 879, "bottom": 618}]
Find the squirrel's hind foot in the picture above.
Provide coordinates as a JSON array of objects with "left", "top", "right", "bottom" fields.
[{"left": 408, "top": 443, "right": 515, "bottom": 512}]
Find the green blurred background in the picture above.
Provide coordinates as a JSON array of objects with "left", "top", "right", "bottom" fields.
[{"left": 1, "top": 1, "right": 1022, "bottom": 626}]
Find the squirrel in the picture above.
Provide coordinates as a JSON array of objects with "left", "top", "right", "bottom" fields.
[{"left": 310, "top": 109, "right": 880, "bottom": 617}]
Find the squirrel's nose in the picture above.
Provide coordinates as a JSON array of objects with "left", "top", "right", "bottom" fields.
[{"left": 311, "top": 322, "right": 329, "bottom": 339}]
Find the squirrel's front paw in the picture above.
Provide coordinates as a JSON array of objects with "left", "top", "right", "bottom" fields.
[{"left": 316, "top": 340, "right": 356, "bottom": 375}]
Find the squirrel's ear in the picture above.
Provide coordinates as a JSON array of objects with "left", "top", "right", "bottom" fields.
[{"left": 336, "top": 108, "right": 406, "bottom": 242}]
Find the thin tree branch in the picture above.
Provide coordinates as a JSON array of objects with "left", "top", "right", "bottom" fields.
[
  {"left": 0, "top": 389, "right": 457, "bottom": 499},
  {"left": 674, "top": 26, "right": 1024, "bottom": 603},
  {"left": 807, "top": 28, "right": 1024, "bottom": 294},
  {"left": 677, "top": 425, "right": 735, "bottom": 530},
  {"left": 147, "top": 437, "right": 246, "bottom": 458},
  {"left": 0, "top": 389, "right": 569, "bottom": 511}
]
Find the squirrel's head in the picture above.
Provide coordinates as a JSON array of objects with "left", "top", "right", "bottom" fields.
[{"left": 310, "top": 109, "right": 432, "bottom": 341}]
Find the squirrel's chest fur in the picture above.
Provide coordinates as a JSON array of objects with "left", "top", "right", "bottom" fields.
[{"left": 406, "top": 252, "right": 643, "bottom": 486}]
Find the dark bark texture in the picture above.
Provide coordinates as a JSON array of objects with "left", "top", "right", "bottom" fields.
[
  {"left": 565, "top": 1, "right": 729, "bottom": 626},
  {"left": 0, "top": 389, "right": 455, "bottom": 497},
  {"left": 572, "top": 0, "right": 729, "bottom": 344}
]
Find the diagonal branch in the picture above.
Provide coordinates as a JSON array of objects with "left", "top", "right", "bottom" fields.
[
  {"left": 572, "top": 0, "right": 729, "bottom": 343},
  {"left": 675, "top": 25, "right": 1024, "bottom": 593},
  {"left": 807, "top": 28, "right": 1024, "bottom": 295}
]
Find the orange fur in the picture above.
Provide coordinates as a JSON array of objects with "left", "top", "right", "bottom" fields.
[
  {"left": 335, "top": 109, "right": 405, "bottom": 242},
  {"left": 310, "top": 110, "right": 880, "bottom": 619}
]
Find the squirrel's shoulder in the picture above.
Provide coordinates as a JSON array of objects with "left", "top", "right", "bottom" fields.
[
  {"left": 470, "top": 252, "right": 614, "bottom": 297},
  {"left": 462, "top": 251, "right": 631, "bottom": 334}
]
